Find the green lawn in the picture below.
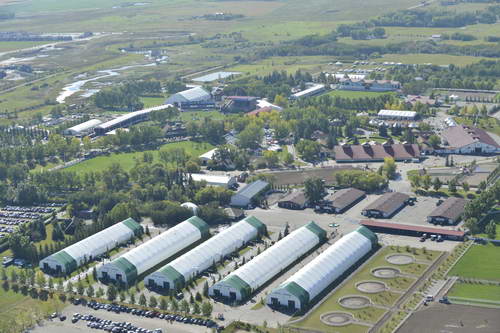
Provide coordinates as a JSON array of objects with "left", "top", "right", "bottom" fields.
[
  {"left": 177, "top": 111, "right": 226, "bottom": 122},
  {"left": 139, "top": 96, "right": 166, "bottom": 108},
  {"left": 65, "top": 141, "right": 214, "bottom": 174},
  {"left": 291, "top": 246, "right": 439, "bottom": 332},
  {"left": 374, "top": 53, "right": 495, "bottom": 66},
  {"left": 0, "top": 41, "right": 54, "bottom": 52},
  {"left": 228, "top": 56, "right": 332, "bottom": 77},
  {"left": 328, "top": 90, "right": 394, "bottom": 99},
  {"left": 448, "top": 282, "right": 500, "bottom": 303},
  {"left": 448, "top": 244, "right": 500, "bottom": 282}
]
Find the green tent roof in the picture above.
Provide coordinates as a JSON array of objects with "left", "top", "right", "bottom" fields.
[
  {"left": 356, "top": 226, "right": 378, "bottom": 247},
  {"left": 221, "top": 275, "right": 252, "bottom": 300},
  {"left": 187, "top": 216, "right": 210, "bottom": 238},
  {"left": 242, "top": 216, "right": 267, "bottom": 235},
  {"left": 121, "top": 217, "right": 143, "bottom": 236},
  {"left": 156, "top": 265, "right": 185, "bottom": 291},
  {"left": 276, "top": 281, "right": 310, "bottom": 308},
  {"left": 305, "top": 221, "right": 327, "bottom": 241},
  {"left": 113, "top": 257, "right": 138, "bottom": 284},
  {"left": 52, "top": 250, "right": 78, "bottom": 273}
]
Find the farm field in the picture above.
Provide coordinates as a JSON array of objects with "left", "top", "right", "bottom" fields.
[
  {"left": 448, "top": 282, "right": 500, "bottom": 303},
  {"left": 65, "top": 140, "right": 214, "bottom": 174},
  {"left": 448, "top": 243, "right": 500, "bottom": 282},
  {"left": 291, "top": 246, "right": 440, "bottom": 333}
]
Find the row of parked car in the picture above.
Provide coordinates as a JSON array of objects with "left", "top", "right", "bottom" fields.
[
  {"left": 72, "top": 313, "right": 163, "bottom": 333},
  {"left": 0, "top": 217, "right": 28, "bottom": 226},
  {"left": 0, "top": 211, "right": 43, "bottom": 219},
  {"left": 3, "top": 205, "right": 57, "bottom": 213},
  {"left": 0, "top": 226, "right": 14, "bottom": 234},
  {"left": 78, "top": 300, "right": 218, "bottom": 330}
]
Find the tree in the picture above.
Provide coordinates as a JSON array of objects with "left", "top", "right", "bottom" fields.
[
  {"left": 107, "top": 285, "right": 117, "bottom": 302},
  {"left": 382, "top": 157, "right": 397, "bottom": 180},
  {"left": 180, "top": 299, "right": 190, "bottom": 313},
  {"left": 296, "top": 139, "right": 320, "bottom": 161},
  {"left": 462, "top": 181, "right": 470, "bottom": 192},
  {"left": 201, "top": 301, "right": 213, "bottom": 317},
  {"left": 129, "top": 293, "right": 136, "bottom": 304},
  {"left": 283, "top": 152, "right": 294, "bottom": 166},
  {"left": 76, "top": 283, "right": 85, "bottom": 296},
  {"left": 304, "top": 177, "right": 326, "bottom": 205},
  {"left": 273, "top": 94, "right": 288, "bottom": 108},
  {"left": 149, "top": 295, "right": 158, "bottom": 308},
  {"left": 422, "top": 174, "right": 432, "bottom": 191},
  {"left": 160, "top": 297, "right": 168, "bottom": 310},
  {"left": 86, "top": 285, "right": 94, "bottom": 298},
  {"left": 485, "top": 221, "right": 497, "bottom": 239},
  {"left": 263, "top": 151, "right": 279, "bottom": 168},
  {"left": 378, "top": 125, "right": 388, "bottom": 137},
  {"left": 428, "top": 134, "right": 441, "bottom": 148},
  {"left": 193, "top": 302, "right": 201, "bottom": 314},
  {"left": 139, "top": 293, "right": 147, "bottom": 306},
  {"left": 238, "top": 124, "right": 263, "bottom": 150},
  {"left": 433, "top": 177, "right": 442, "bottom": 192},
  {"left": 202, "top": 281, "right": 209, "bottom": 297},
  {"left": 449, "top": 179, "right": 457, "bottom": 194}
]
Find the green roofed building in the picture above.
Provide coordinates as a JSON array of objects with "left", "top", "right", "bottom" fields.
[
  {"left": 209, "top": 221, "right": 325, "bottom": 302},
  {"left": 145, "top": 216, "right": 266, "bottom": 291},
  {"left": 267, "top": 226, "right": 377, "bottom": 310},
  {"left": 97, "top": 216, "right": 209, "bottom": 285},
  {"left": 39, "top": 218, "right": 142, "bottom": 275}
]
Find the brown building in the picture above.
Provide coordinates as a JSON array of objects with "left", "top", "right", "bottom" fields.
[
  {"left": 362, "top": 192, "right": 410, "bottom": 218},
  {"left": 323, "top": 188, "right": 366, "bottom": 213},
  {"left": 334, "top": 143, "right": 421, "bottom": 162},
  {"left": 427, "top": 197, "right": 467, "bottom": 225},
  {"left": 278, "top": 191, "right": 308, "bottom": 210}
]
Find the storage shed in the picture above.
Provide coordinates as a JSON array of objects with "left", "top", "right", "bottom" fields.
[
  {"left": 324, "top": 188, "right": 366, "bottom": 213},
  {"left": 209, "top": 221, "right": 326, "bottom": 302},
  {"left": 145, "top": 216, "right": 266, "bottom": 291},
  {"left": 40, "top": 218, "right": 142, "bottom": 275},
  {"left": 230, "top": 180, "right": 269, "bottom": 208},
  {"left": 267, "top": 227, "right": 377, "bottom": 310},
  {"left": 362, "top": 192, "right": 409, "bottom": 218},
  {"left": 97, "top": 216, "right": 209, "bottom": 285},
  {"left": 427, "top": 197, "right": 467, "bottom": 225},
  {"left": 189, "top": 173, "right": 237, "bottom": 188}
]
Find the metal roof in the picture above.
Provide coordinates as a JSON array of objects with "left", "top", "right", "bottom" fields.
[
  {"left": 66, "top": 119, "right": 102, "bottom": 134},
  {"left": 96, "top": 104, "right": 171, "bottom": 131},
  {"left": 378, "top": 110, "right": 417, "bottom": 118},
  {"left": 360, "top": 219, "right": 466, "bottom": 237},
  {"left": 363, "top": 192, "right": 409, "bottom": 214},
  {"left": 428, "top": 197, "right": 467, "bottom": 221},
  {"left": 234, "top": 180, "right": 269, "bottom": 200},
  {"left": 189, "top": 173, "right": 234, "bottom": 185}
]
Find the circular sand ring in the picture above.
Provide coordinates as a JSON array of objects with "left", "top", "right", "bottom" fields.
[
  {"left": 386, "top": 254, "right": 415, "bottom": 265},
  {"left": 320, "top": 312, "right": 354, "bottom": 327},
  {"left": 356, "top": 280, "right": 387, "bottom": 293},
  {"left": 372, "top": 267, "right": 401, "bottom": 279},
  {"left": 338, "top": 295, "right": 371, "bottom": 309}
]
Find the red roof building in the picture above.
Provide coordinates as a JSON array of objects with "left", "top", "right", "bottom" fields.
[
  {"left": 334, "top": 143, "right": 421, "bottom": 162},
  {"left": 360, "top": 220, "right": 465, "bottom": 240}
]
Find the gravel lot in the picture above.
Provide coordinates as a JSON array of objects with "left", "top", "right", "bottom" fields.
[{"left": 397, "top": 303, "right": 500, "bottom": 333}]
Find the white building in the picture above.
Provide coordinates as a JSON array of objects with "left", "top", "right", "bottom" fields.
[
  {"left": 97, "top": 216, "right": 209, "bottom": 285},
  {"left": 40, "top": 218, "right": 142, "bottom": 275},
  {"left": 189, "top": 173, "right": 237, "bottom": 188},
  {"left": 164, "top": 87, "right": 212, "bottom": 105},
  {"left": 145, "top": 216, "right": 266, "bottom": 291},
  {"left": 63, "top": 119, "right": 102, "bottom": 136},
  {"left": 199, "top": 148, "right": 217, "bottom": 164},
  {"left": 377, "top": 110, "right": 417, "bottom": 120},
  {"left": 438, "top": 125, "right": 500, "bottom": 154},
  {"left": 209, "top": 222, "right": 326, "bottom": 302},
  {"left": 266, "top": 227, "right": 377, "bottom": 310},
  {"left": 230, "top": 180, "right": 269, "bottom": 208},
  {"left": 290, "top": 84, "right": 325, "bottom": 100}
]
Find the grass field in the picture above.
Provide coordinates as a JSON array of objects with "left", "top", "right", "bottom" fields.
[
  {"left": 0, "top": 41, "right": 53, "bottom": 52},
  {"left": 448, "top": 243, "right": 500, "bottom": 282},
  {"left": 229, "top": 56, "right": 332, "bottom": 77},
  {"left": 448, "top": 282, "right": 500, "bottom": 303},
  {"left": 65, "top": 141, "right": 214, "bottom": 174},
  {"left": 139, "top": 96, "right": 165, "bottom": 108},
  {"left": 291, "top": 246, "right": 439, "bottom": 332},
  {"left": 374, "top": 53, "right": 495, "bottom": 66}
]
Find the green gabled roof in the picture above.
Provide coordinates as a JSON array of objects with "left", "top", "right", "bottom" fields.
[
  {"left": 187, "top": 216, "right": 210, "bottom": 237},
  {"left": 305, "top": 221, "right": 327, "bottom": 241},
  {"left": 221, "top": 275, "right": 252, "bottom": 300},
  {"left": 121, "top": 217, "right": 143, "bottom": 236},
  {"left": 243, "top": 216, "right": 267, "bottom": 236},
  {"left": 277, "top": 281, "right": 310, "bottom": 308},
  {"left": 356, "top": 226, "right": 378, "bottom": 247},
  {"left": 157, "top": 265, "right": 185, "bottom": 291},
  {"left": 113, "top": 257, "right": 138, "bottom": 284},
  {"left": 52, "top": 250, "right": 78, "bottom": 273}
]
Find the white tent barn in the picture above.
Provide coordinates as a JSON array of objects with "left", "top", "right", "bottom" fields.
[
  {"left": 39, "top": 218, "right": 142, "bottom": 275},
  {"left": 209, "top": 222, "right": 326, "bottom": 302},
  {"left": 266, "top": 226, "right": 377, "bottom": 310},
  {"left": 145, "top": 216, "right": 266, "bottom": 291},
  {"left": 97, "top": 216, "right": 209, "bottom": 285},
  {"left": 63, "top": 119, "right": 102, "bottom": 136}
]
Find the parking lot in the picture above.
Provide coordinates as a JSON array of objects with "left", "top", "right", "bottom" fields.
[{"left": 398, "top": 303, "right": 500, "bottom": 333}]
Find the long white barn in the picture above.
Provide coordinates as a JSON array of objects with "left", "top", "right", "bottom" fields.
[
  {"left": 97, "top": 216, "right": 209, "bottom": 285},
  {"left": 145, "top": 216, "right": 266, "bottom": 291},
  {"left": 266, "top": 226, "right": 377, "bottom": 310},
  {"left": 40, "top": 218, "right": 142, "bottom": 275},
  {"left": 209, "top": 222, "right": 326, "bottom": 302}
]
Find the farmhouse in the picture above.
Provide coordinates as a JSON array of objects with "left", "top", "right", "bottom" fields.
[
  {"left": 337, "top": 79, "right": 400, "bottom": 92},
  {"left": 323, "top": 188, "right": 366, "bottom": 213},
  {"left": 334, "top": 143, "right": 421, "bottom": 162},
  {"left": 362, "top": 192, "right": 409, "bottom": 218},
  {"left": 164, "top": 87, "right": 213, "bottom": 108},
  {"left": 377, "top": 110, "right": 417, "bottom": 120},
  {"left": 278, "top": 190, "right": 308, "bottom": 210},
  {"left": 97, "top": 217, "right": 209, "bottom": 285},
  {"left": 427, "top": 197, "right": 467, "bottom": 225},
  {"left": 40, "top": 218, "right": 142, "bottom": 275},
  {"left": 189, "top": 173, "right": 237, "bottom": 188},
  {"left": 209, "top": 222, "right": 326, "bottom": 302},
  {"left": 438, "top": 125, "right": 500, "bottom": 154},
  {"left": 145, "top": 216, "right": 266, "bottom": 291},
  {"left": 230, "top": 180, "right": 269, "bottom": 208},
  {"left": 63, "top": 119, "right": 102, "bottom": 136},
  {"left": 267, "top": 227, "right": 377, "bottom": 310}
]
